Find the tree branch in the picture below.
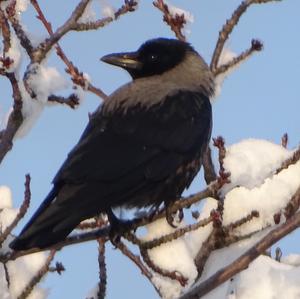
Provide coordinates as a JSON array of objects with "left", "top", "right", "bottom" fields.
[
  {"left": 179, "top": 196, "right": 300, "bottom": 299},
  {"left": 0, "top": 175, "right": 31, "bottom": 247},
  {"left": 17, "top": 250, "right": 56, "bottom": 299},
  {"left": 210, "top": 0, "right": 281, "bottom": 73},
  {"left": 0, "top": 72, "right": 23, "bottom": 164}
]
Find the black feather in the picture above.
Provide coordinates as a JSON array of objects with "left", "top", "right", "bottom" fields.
[{"left": 10, "top": 38, "right": 213, "bottom": 250}]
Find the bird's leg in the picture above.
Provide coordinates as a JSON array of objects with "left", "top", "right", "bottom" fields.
[
  {"left": 165, "top": 201, "right": 177, "bottom": 228},
  {"left": 106, "top": 208, "right": 134, "bottom": 244},
  {"left": 148, "top": 204, "right": 162, "bottom": 221}
]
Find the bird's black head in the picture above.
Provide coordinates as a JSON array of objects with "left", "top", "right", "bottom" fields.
[{"left": 101, "top": 38, "right": 196, "bottom": 79}]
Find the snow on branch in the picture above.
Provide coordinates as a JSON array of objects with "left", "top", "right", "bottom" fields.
[
  {"left": 0, "top": 0, "right": 139, "bottom": 163},
  {"left": 153, "top": 0, "right": 193, "bottom": 42}
]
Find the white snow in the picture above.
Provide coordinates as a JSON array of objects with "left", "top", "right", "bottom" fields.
[
  {"left": 223, "top": 160, "right": 300, "bottom": 234},
  {"left": 214, "top": 47, "right": 238, "bottom": 98},
  {"left": 185, "top": 198, "right": 217, "bottom": 258},
  {"left": 78, "top": 1, "right": 97, "bottom": 23},
  {"left": 164, "top": 1, "right": 194, "bottom": 35},
  {"left": 281, "top": 254, "right": 300, "bottom": 267},
  {"left": 85, "top": 284, "right": 99, "bottom": 299},
  {"left": 142, "top": 218, "right": 197, "bottom": 299},
  {"left": 12, "top": 63, "right": 69, "bottom": 138},
  {"left": 4, "top": 34, "right": 23, "bottom": 73},
  {"left": 165, "top": 1, "right": 194, "bottom": 24},
  {"left": 100, "top": 0, "right": 115, "bottom": 19},
  {"left": 0, "top": 186, "right": 13, "bottom": 209},
  {"left": 221, "top": 139, "right": 300, "bottom": 234},
  {"left": 222, "top": 139, "right": 293, "bottom": 194},
  {"left": 15, "top": 0, "right": 29, "bottom": 14},
  {"left": 0, "top": 0, "right": 29, "bottom": 18},
  {"left": 25, "top": 63, "right": 69, "bottom": 103},
  {"left": 231, "top": 255, "right": 300, "bottom": 299}
]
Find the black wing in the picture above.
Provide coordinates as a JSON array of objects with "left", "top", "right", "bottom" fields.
[
  {"left": 10, "top": 89, "right": 212, "bottom": 250},
  {"left": 55, "top": 90, "right": 211, "bottom": 187}
]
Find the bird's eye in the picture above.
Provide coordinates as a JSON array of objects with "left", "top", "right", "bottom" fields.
[{"left": 149, "top": 54, "right": 158, "bottom": 61}]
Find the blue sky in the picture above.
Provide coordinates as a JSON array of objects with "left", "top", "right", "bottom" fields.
[{"left": 1, "top": 1, "right": 300, "bottom": 298}]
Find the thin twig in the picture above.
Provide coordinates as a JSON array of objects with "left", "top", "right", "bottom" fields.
[
  {"left": 214, "top": 39, "right": 263, "bottom": 76},
  {"left": 74, "top": 0, "right": 138, "bottom": 31},
  {"left": 31, "top": 0, "right": 91, "bottom": 63},
  {"left": 4, "top": 262, "right": 10, "bottom": 289},
  {"left": 48, "top": 94, "right": 80, "bottom": 109},
  {"left": 281, "top": 133, "right": 288, "bottom": 148},
  {"left": 5, "top": 1, "right": 34, "bottom": 57},
  {"left": 225, "top": 210, "right": 259, "bottom": 232},
  {"left": 210, "top": 0, "right": 281, "bottom": 73},
  {"left": 0, "top": 72, "right": 23, "bottom": 164},
  {"left": 0, "top": 174, "right": 31, "bottom": 247},
  {"left": 97, "top": 239, "right": 107, "bottom": 299},
  {"left": 139, "top": 217, "right": 212, "bottom": 250},
  {"left": 115, "top": 240, "right": 163, "bottom": 296},
  {"left": 17, "top": 250, "right": 56, "bottom": 299},
  {"left": 140, "top": 247, "right": 188, "bottom": 287},
  {"left": 153, "top": 0, "right": 186, "bottom": 41},
  {"left": 179, "top": 210, "right": 300, "bottom": 299}
]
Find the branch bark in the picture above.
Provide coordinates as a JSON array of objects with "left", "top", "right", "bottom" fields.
[{"left": 179, "top": 208, "right": 300, "bottom": 299}]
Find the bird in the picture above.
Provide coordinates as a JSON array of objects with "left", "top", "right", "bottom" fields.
[{"left": 10, "top": 38, "right": 214, "bottom": 251}]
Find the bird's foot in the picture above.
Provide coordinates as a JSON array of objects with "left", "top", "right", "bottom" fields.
[
  {"left": 106, "top": 209, "right": 135, "bottom": 245},
  {"left": 165, "top": 203, "right": 184, "bottom": 228}
]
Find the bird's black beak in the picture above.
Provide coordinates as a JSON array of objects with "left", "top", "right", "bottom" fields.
[{"left": 100, "top": 51, "right": 142, "bottom": 70}]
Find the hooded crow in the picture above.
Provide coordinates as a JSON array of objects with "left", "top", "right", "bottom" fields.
[{"left": 10, "top": 38, "right": 214, "bottom": 250}]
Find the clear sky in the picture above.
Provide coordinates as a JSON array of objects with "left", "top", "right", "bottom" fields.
[{"left": 1, "top": 1, "right": 300, "bottom": 298}]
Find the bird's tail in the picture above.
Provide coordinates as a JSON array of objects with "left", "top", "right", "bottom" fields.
[{"left": 9, "top": 187, "right": 78, "bottom": 251}]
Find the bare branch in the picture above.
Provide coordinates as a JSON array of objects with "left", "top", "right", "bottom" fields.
[
  {"left": 30, "top": 0, "right": 108, "bottom": 100},
  {"left": 153, "top": 0, "right": 186, "bottom": 41},
  {"left": 194, "top": 229, "right": 218, "bottom": 279},
  {"left": 116, "top": 240, "right": 152, "bottom": 280},
  {"left": 210, "top": 0, "right": 281, "bottom": 73},
  {"left": 0, "top": 72, "right": 23, "bottom": 164},
  {"left": 31, "top": 0, "right": 91, "bottom": 63},
  {"left": 281, "top": 133, "right": 288, "bottom": 148},
  {"left": 48, "top": 94, "right": 80, "bottom": 109},
  {"left": 213, "top": 39, "right": 263, "bottom": 76},
  {"left": 97, "top": 239, "right": 107, "bottom": 299},
  {"left": 5, "top": 1, "right": 34, "bottom": 57},
  {"left": 17, "top": 250, "right": 56, "bottom": 299},
  {"left": 74, "top": 0, "right": 138, "bottom": 31},
  {"left": 138, "top": 217, "right": 212, "bottom": 250},
  {"left": 0, "top": 174, "right": 31, "bottom": 247},
  {"left": 0, "top": 8, "right": 11, "bottom": 55},
  {"left": 225, "top": 210, "right": 259, "bottom": 232},
  {"left": 4, "top": 262, "right": 10, "bottom": 289}
]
